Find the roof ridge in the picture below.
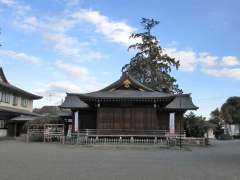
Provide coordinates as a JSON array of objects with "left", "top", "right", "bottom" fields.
[
  {"left": 0, "top": 67, "right": 42, "bottom": 99},
  {"left": 99, "top": 72, "right": 155, "bottom": 92},
  {"left": 0, "top": 67, "right": 9, "bottom": 84}
]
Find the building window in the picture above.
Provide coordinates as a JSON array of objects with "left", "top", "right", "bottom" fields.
[
  {"left": 21, "top": 98, "right": 28, "bottom": 107},
  {"left": 0, "top": 120, "right": 6, "bottom": 129},
  {"left": 13, "top": 96, "right": 18, "bottom": 106},
  {"left": 0, "top": 92, "right": 10, "bottom": 103}
]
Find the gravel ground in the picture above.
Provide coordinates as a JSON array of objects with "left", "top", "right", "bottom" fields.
[{"left": 0, "top": 140, "right": 240, "bottom": 180}]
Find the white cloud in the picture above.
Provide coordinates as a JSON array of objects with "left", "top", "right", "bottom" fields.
[
  {"left": 44, "top": 33, "right": 83, "bottom": 58},
  {"left": 222, "top": 56, "right": 239, "bottom": 66},
  {"left": 198, "top": 53, "right": 218, "bottom": 67},
  {"left": 203, "top": 68, "right": 240, "bottom": 80},
  {"left": 71, "top": 9, "right": 137, "bottom": 46},
  {"left": 33, "top": 77, "right": 104, "bottom": 108},
  {"left": 166, "top": 49, "right": 239, "bottom": 79},
  {"left": 55, "top": 61, "right": 89, "bottom": 78},
  {"left": 43, "top": 33, "right": 105, "bottom": 61},
  {"left": 15, "top": 4, "right": 31, "bottom": 16},
  {"left": 15, "top": 15, "right": 76, "bottom": 33},
  {"left": 14, "top": 16, "right": 39, "bottom": 31},
  {"left": 13, "top": 8, "right": 137, "bottom": 61},
  {"left": 48, "top": 81, "right": 82, "bottom": 93},
  {"left": 0, "top": 0, "right": 16, "bottom": 6},
  {"left": 15, "top": 15, "right": 106, "bottom": 61},
  {"left": 0, "top": 49, "right": 41, "bottom": 64},
  {"left": 166, "top": 48, "right": 197, "bottom": 72},
  {"left": 0, "top": 0, "right": 31, "bottom": 15},
  {"left": 33, "top": 80, "right": 82, "bottom": 108}
]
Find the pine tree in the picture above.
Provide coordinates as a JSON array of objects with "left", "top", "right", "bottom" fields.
[{"left": 122, "top": 18, "right": 182, "bottom": 93}]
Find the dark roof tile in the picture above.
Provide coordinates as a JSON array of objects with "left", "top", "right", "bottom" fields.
[
  {"left": 165, "top": 94, "right": 198, "bottom": 110},
  {"left": 74, "top": 90, "right": 173, "bottom": 99},
  {"left": 0, "top": 67, "right": 42, "bottom": 99},
  {"left": 60, "top": 94, "right": 89, "bottom": 109}
]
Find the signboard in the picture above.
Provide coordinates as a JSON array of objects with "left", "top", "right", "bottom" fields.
[
  {"left": 169, "top": 113, "right": 175, "bottom": 134},
  {"left": 74, "top": 111, "right": 79, "bottom": 132}
]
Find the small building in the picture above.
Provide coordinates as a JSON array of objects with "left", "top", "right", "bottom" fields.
[
  {"left": 0, "top": 67, "right": 42, "bottom": 137},
  {"left": 61, "top": 72, "right": 198, "bottom": 134},
  {"left": 224, "top": 124, "right": 240, "bottom": 137},
  {"left": 204, "top": 128, "right": 215, "bottom": 139}
]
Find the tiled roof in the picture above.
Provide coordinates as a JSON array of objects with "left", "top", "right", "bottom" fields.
[
  {"left": 0, "top": 67, "right": 42, "bottom": 99},
  {"left": 165, "top": 94, "right": 198, "bottom": 110},
  {"left": 74, "top": 90, "right": 173, "bottom": 100},
  {"left": 0, "top": 106, "right": 41, "bottom": 116},
  {"left": 61, "top": 73, "right": 198, "bottom": 110},
  {"left": 60, "top": 94, "right": 90, "bottom": 109}
]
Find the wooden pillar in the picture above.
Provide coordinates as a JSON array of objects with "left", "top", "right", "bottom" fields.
[
  {"left": 175, "top": 112, "right": 184, "bottom": 132},
  {"left": 71, "top": 111, "right": 75, "bottom": 133},
  {"left": 14, "top": 123, "right": 17, "bottom": 137}
]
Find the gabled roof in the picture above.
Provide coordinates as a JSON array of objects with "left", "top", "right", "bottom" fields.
[
  {"left": 0, "top": 67, "right": 8, "bottom": 83},
  {"left": 60, "top": 94, "right": 89, "bottom": 109},
  {"left": 61, "top": 72, "right": 198, "bottom": 111},
  {"left": 165, "top": 94, "right": 198, "bottom": 110},
  {"left": 0, "top": 67, "right": 42, "bottom": 100},
  {"left": 100, "top": 72, "right": 155, "bottom": 92},
  {"left": 70, "top": 72, "right": 174, "bottom": 101}
]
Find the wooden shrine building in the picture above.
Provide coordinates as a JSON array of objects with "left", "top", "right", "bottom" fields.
[{"left": 61, "top": 72, "right": 198, "bottom": 134}]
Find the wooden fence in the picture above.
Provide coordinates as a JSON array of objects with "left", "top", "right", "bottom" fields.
[
  {"left": 67, "top": 129, "right": 186, "bottom": 146},
  {"left": 27, "top": 124, "right": 65, "bottom": 144},
  {"left": 27, "top": 126, "right": 207, "bottom": 146}
]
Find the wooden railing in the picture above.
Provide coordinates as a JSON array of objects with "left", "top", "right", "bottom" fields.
[
  {"left": 68, "top": 129, "right": 186, "bottom": 145},
  {"left": 74, "top": 129, "right": 185, "bottom": 137},
  {"left": 27, "top": 126, "right": 207, "bottom": 146}
]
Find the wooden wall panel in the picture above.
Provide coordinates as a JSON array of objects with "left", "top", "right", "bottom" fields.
[
  {"left": 96, "top": 108, "right": 163, "bottom": 130},
  {"left": 175, "top": 112, "right": 184, "bottom": 131},
  {"left": 157, "top": 111, "right": 169, "bottom": 130},
  {"left": 79, "top": 110, "right": 96, "bottom": 129}
]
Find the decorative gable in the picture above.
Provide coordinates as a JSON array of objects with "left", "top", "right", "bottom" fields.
[
  {"left": 101, "top": 72, "right": 154, "bottom": 92},
  {"left": 123, "top": 79, "right": 131, "bottom": 88}
]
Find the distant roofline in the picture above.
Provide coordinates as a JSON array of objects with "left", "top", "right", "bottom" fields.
[
  {"left": 0, "top": 67, "right": 9, "bottom": 83},
  {"left": 0, "top": 105, "right": 41, "bottom": 116},
  {"left": 0, "top": 67, "right": 42, "bottom": 100}
]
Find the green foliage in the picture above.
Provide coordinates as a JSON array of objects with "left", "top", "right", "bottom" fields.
[
  {"left": 209, "top": 97, "right": 240, "bottom": 138},
  {"left": 122, "top": 18, "right": 182, "bottom": 93},
  {"left": 184, "top": 112, "right": 214, "bottom": 137},
  {"left": 209, "top": 108, "right": 224, "bottom": 138},
  {"left": 221, "top": 96, "right": 240, "bottom": 124},
  {"left": 28, "top": 116, "right": 62, "bottom": 125}
]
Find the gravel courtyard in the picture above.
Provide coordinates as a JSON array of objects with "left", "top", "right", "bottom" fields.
[{"left": 0, "top": 140, "right": 240, "bottom": 180}]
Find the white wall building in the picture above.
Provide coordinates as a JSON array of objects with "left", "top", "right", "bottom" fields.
[{"left": 0, "top": 67, "right": 42, "bottom": 137}]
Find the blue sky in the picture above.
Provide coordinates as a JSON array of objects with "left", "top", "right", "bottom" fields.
[{"left": 0, "top": 0, "right": 240, "bottom": 117}]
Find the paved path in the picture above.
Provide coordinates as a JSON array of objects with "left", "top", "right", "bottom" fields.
[{"left": 0, "top": 140, "right": 240, "bottom": 180}]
